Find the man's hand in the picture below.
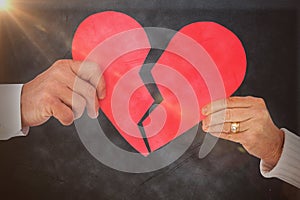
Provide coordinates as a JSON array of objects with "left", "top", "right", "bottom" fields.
[
  {"left": 21, "top": 59, "right": 106, "bottom": 127},
  {"left": 202, "top": 96, "right": 284, "bottom": 169}
]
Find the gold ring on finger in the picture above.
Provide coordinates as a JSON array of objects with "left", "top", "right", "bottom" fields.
[{"left": 230, "top": 122, "right": 240, "bottom": 134}]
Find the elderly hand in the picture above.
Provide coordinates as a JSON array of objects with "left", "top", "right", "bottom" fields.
[
  {"left": 202, "top": 96, "right": 284, "bottom": 169},
  {"left": 21, "top": 59, "right": 106, "bottom": 127}
]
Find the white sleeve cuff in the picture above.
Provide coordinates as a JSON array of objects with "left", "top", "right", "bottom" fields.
[
  {"left": 0, "top": 84, "right": 29, "bottom": 140},
  {"left": 260, "top": 128, "right": 300, "bottom": 188}
]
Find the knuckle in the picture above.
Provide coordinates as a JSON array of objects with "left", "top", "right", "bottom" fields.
[
  {"left": 227, "top": 97, "right": 236, "bottom": 103},
  {"left": 229, "top": 96, "right": 238, "bottom": 101},
  {"left": 54, "top": 64, "right": 68, "bottom": 74},
  {"left": 52, "top": 60, "right": 72, "bottom": 74},
  {"left": 226, "top": 97, "right": 237, "bottom": 107},
  {"left": 245, "top": 96, "right": 255, "bottom": 100},
  {"left": 50, "top": 68, "right": 62, "bottom": 78},
  {"left": 226, "top": 109, "right": 232, "bottom": 120},
  {"left": 53, "top": 60, "right": 65, "bottom": 70},
  {"left": 54, "top": 59, "right": 69, "bottom": 66},
  {"left": 246, "top": 96, "right": 263, "bottom": 105},
  {"left": 248, "top": 96, "right": 266, "bottom": 107},
  {"left": 86, "top": 85, "right": 96, "bottom": 99},
  {"left": 256, "top": 97, "right": 265, "bottom": 105},
  {"left": 53, "top": 60, "right": 62, "bottom": 67},
  {"left": 226, "top": 97, "right": 233, "bottom": 104}
]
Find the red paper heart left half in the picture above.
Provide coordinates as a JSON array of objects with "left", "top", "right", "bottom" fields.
[
  {"left": 72, "top": 11, "right": 247, "bottom": 156},
  {"left": 72, "top": 11, "right": 153, "bottom": 155}
]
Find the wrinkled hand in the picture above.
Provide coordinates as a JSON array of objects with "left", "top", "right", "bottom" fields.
[
  {"left": 202, "top": 96, "right": 284, "bottom": 169},
  {"left": 21, "top": 59, "right": 106, "bottom": 127}
]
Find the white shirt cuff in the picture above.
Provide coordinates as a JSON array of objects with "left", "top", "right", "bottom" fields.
[
  {"left": 260, "top": 128, "right": 300, "bottom": 188},
  {"left": 0, "top": 84, "right": 29, "bottom": 140}
]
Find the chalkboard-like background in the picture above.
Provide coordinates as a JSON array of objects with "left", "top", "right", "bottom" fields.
[{"left": 0, "top": 0, "right": 299, "bottom": 199}]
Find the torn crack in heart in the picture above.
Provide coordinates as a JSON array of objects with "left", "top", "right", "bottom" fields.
[{"left": 138, "top": 49, "right": 165, "bottom": 153}]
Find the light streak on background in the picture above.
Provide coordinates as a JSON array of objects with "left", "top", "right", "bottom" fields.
[
  {"left": 0, "top": 0, "right": 72, "bottom": 68},
  {"left": 0, "top": 0, "right": 11, "bottom": 11}
]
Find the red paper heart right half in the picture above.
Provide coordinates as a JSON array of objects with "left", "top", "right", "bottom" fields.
[{"left": 142, "top": 21, "right": 247, "bottom": 152}]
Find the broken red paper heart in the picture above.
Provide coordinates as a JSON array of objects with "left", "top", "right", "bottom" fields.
[{"left": 72, "top": 11, "right": 246, "bottom": 156}]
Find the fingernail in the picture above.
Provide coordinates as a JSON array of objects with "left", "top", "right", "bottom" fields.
[
  {"left": 202, "top": 107, "right": 207, "bottom": 115},
  {"left": 202, "top": 124, "right": 207, "bottom": 131},
  {"left": 100, "top": 89, "right": 106, "bottom": 99},
  {"left": 91, "top": 111, "right": 98, "bottom": 119}
]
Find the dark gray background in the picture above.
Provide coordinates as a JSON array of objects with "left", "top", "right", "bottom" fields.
[{"left": 0, "top": 0, "right": 299, "bottom": 199}]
